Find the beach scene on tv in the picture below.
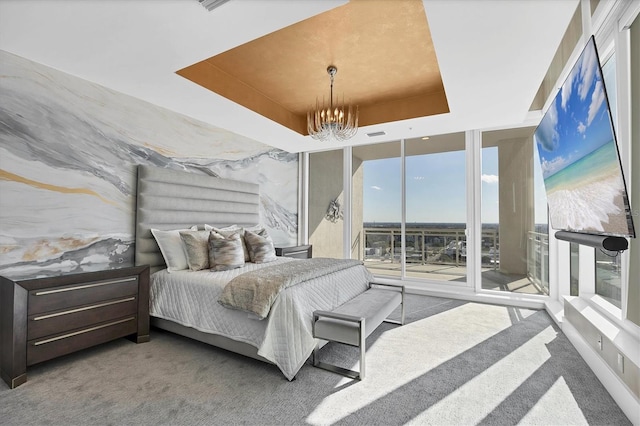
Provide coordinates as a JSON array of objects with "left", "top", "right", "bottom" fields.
[{"left": 534, "top": 38, "right": 634, "bottom": 237}]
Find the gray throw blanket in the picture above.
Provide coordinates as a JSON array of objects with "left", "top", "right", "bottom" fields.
[{"left": 218, "top": 258, "right": 364, "bottom": 319}]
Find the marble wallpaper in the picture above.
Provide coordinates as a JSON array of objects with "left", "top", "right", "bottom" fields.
[{"left": 0, "top": 50, "right": 298, "bottom": 276}]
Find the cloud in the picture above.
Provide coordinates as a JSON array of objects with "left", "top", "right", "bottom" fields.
[
  {"left": 587, "top": 80, "right": 605, "bottom": 126},
  {"left": 577, "top": 42, "right": 598, "bottom": 101},
  {"left": 371, "top": 185, "right": 382, "bottom": 191},
  {"left": 561, "top": 74, "right": 573, "bottom": 110},
  {"left": 535, "top": 102, "right": 559, "bottom": 152},
  {"left": 481, "top": 174, "right": 499, "bottom": 184},
  {"left": 541, "top": 156, "right": 567, "bottom": 178},
  {"left": 577, "top": 121, "right": 586, "bottom": 135},
  {"left": 413, "top": 176, "right": 425, "bottom": 180}
]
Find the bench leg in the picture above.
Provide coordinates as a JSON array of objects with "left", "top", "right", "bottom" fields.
[
  {"left": 312, "top": 319, "right": 366, "bottom": 380},
  {"left": 359, "top": 324, "right": 366, "bottom": 379},
  {"left": 313, "top": 345, "right": 365, "bottom": 380}
]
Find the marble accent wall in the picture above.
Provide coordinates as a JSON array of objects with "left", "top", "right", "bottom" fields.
[{"left": 0, "top": 50, "right": 298, "bottom": 276}]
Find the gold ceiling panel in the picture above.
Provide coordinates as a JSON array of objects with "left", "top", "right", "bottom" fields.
[{"left": 177, "top": 0, "right": 449, "bottom": 136}]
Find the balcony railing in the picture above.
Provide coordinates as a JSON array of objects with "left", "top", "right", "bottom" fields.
[
  {"left": 527, "top": 231, "right": 549, "bottom": 294},
  {"left": 361, "top": 226, "right": 498, "bottom": 268},
  {"left": 358, "top": 226, "right": 549, "bottom": 295}
]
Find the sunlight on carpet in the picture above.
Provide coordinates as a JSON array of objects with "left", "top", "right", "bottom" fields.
[
  {"left": 306, "top": 303, "right": 542, "bottom": 425},
  {"left": 410, "top": 325, "right": 556, "bottom": 424},
  {"left": 519, "top": 377, "right": 589, "bottom": 424}
]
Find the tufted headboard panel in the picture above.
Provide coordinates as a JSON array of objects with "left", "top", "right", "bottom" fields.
[{"left": 135, "top": 165, "right": 260, "bottom": 274}]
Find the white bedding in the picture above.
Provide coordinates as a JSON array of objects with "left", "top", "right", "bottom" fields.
[{"left": 150, "top": 257, "right": 373, "bottom": 380}]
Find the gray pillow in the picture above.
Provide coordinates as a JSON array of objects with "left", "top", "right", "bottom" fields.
[
  {"left": 244, "top": 229, "right": 277, "bottom": 264},
  {"left": 209, "top": 231, "right": 245, "bottom": 271},
  {"left": 212, "top": 226, "right": 250, "bottom": 262},
  {"left": 179, "top": 230, "right": 211, "bottom": 271}
]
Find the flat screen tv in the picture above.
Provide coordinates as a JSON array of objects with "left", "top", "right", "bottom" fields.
[{"left": 534, "top": 35, "right": 635, "bottom": 239}]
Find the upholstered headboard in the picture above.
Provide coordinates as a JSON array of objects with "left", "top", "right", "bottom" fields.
[{"left": 135, "top": 165, "right": 260, "bottom": 274}]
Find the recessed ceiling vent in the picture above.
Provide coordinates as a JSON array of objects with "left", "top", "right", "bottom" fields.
[
  {"left": 366, "top": 131, "right": 386, "bottom": 137},
  {"left": 199, "top": 0, "right": 232, "bottom": 12}
]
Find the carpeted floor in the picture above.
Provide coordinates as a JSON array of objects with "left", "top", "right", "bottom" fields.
[{"left": 0, "top": 294, "right": 631, "bottom": 425}]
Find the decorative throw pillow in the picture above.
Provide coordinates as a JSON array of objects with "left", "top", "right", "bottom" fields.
[
  {"left": 244, "top": 229, "right": 277, "bottom": 264},
  {"left": 151, "top": 226, "right": 197, "bottom": 272},
  {"left": 208, "top": 231, "right": 245, "bottom": 271},
  {"left": 212, "top": 225, "right": 251, "bottom": 262},
  {"left": 179, "top": 230, "right": 211, "bottom": 271}
]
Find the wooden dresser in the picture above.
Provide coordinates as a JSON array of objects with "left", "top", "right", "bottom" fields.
[{"left": 0, "top": 264, "right": 150, "bottom": 389}]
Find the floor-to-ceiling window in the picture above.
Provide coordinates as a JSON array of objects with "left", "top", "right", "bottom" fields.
[
  {"left": 352, "top": 142, "right": 401, "bottom": 278},
  {"left": 481, "top": 128, "right": 549, "bottom": 295},
  {"left": 593, "top": 51, "right": 623, "bottom": 307},
  {"left": 352, "top": 135, "right": 469, "bottom": 284},
  {"left": 310, "top": 128, "right": 549, "bottom": 295},
  {"left": 595, "top": 249, "right": 622, "bottom": 308},
  {"left": 404, "top": 133, "right": 467, "bottom": 283},
  {"left": 570, "top": 242, "right": 580, "bottom": 296}
]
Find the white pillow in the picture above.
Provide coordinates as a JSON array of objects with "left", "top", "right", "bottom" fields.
[{"left": 151, "top": 226, "right": 196, "bottom": 272}]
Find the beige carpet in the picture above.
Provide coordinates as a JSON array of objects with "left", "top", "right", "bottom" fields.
[{"left": 0, "top": 295, "right": 631, "bottom": 425}]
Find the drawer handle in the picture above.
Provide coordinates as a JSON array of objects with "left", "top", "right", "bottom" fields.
[
  {"left": 34, "top": 277, "right": 137, "bottom": 296},
  {"left": 32, "top": 297, "right": 137, "bottom": 321},
  {"left": 33, "top": 317, "right": 136, "bottom": 346}
]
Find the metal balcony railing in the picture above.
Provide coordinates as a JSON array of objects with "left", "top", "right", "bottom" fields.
[
  {"left": 527, "top": 231, "right": 549, "bottom": 294},
  {"left": 360, "top": 226, "right": 499, "bottom": 268}
]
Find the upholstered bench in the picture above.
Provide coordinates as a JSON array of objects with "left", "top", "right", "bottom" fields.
[{"left": 312, "top": 283, "right": 405, "bottom": 380}]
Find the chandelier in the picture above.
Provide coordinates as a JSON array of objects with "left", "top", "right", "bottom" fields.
[{"left": 307, "top": 66, "right": 359, "bottom": 141}]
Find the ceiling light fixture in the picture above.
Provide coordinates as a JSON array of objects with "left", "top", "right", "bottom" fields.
[{"left": 307, "top": 66, "right": 359, "bottom": 141}]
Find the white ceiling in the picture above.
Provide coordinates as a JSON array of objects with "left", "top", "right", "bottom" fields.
[{"left": 0, "top": 0, "right": 579, "bottom": 153}]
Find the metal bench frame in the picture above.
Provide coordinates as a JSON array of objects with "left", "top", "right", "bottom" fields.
[{"left": 312, "top": 283, "right": 405, "bottom": 380}]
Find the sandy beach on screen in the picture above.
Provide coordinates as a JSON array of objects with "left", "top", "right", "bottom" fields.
[{"left": 547, "top": 172, "right": 630, "bottom": 235}]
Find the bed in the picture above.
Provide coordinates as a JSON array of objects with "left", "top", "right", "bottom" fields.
[{"left": 134, "top": 165, "right": 372, "bottom": 380}]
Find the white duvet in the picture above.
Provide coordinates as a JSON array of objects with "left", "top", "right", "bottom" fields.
[{"left": 150, "top": 257, "right": 372, "bottom": 380}]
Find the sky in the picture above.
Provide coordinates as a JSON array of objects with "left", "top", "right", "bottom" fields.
[
  {"left": 362, "top": 147, "right": 548, "bottom": 225},
  {"left": 534, "top": 37, "right": 617, "bottom": 180}
]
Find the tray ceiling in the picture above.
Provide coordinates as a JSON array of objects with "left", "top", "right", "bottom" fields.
[{"left": 178, "top": 0, "right": 449, "bottom": 136}]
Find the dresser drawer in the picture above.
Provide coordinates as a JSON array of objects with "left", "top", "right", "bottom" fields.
[
  {"left": 28, "top": 276, "right": 139, "bottom": 314},
  {"left": 275, "top": 245, "right": 312, "bottom": 259},
  {"left": 27, "top": 316, "right": 138, "bottom": 366},
  {"left": 28, "top": 296, "right": 138, "bottom": 340}
]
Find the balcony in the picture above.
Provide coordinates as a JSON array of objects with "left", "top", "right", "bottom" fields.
[{"left": 359, "top": 225, "right": 548, "bottom": 295}]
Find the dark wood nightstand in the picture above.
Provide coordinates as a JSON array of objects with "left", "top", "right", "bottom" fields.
[
  {"left": 0, "top": 264, "right": 150, "bottom": 389},
  {"left": 275, "top": 245, "right": 312, "bottom": 259}
]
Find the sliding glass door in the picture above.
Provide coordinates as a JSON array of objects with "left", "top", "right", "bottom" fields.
[
  {"left": 352, "top": 142, "right": 401, "bottom": 278},
  {"left": 404, "top": 133, "right": 467, "bottom": 283}
]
